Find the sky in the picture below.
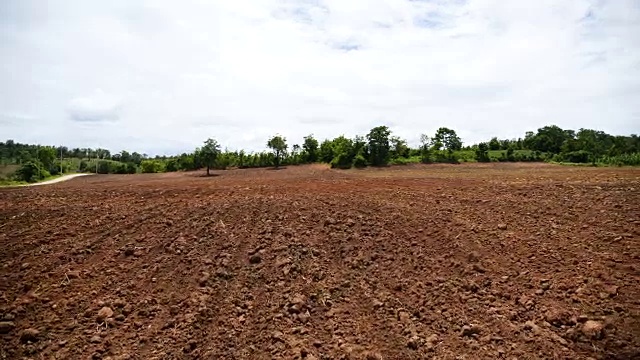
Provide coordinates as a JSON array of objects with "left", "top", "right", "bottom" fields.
[{"left": 1, "top": 0, "right": 639, "bottom": 155}]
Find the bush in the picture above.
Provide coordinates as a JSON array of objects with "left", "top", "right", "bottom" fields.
[
  {"left": 165, "top": 159, "right": 178, "bottom": 172},
  {"left": 475, "top": 143, "right": 490, "bottom": 162},
  {"left": 79, "top": 160, "right": 89, "bottom": 172},
  {"left": 598, "top": 153, "right": 640, "bottom": 166},
  {"left": 562, "top": 150, "right": 591, "bottom": 163},
  {"left": 49, "top": 160, "right": 72, "bottom": 175},
  {"left": 125, "top": 163, "right": 138, "bottom": 174},
  {"left": 15, "top": 161, "right": 49, "bottom": 183},
  {"left": 330, "top": 153, "right": 352, "bottom": 169},
  {"left": 453, "top": 150, "right": 476, "bottom": 163},
  {"left": 389, "top": 156, "right": 421, "bottom": 165},
  {"left": 140, "top": 160, "right": 165, "bottom": 173},
  {"left": 434, "top": 151, "right": 459, "bottom": 164},
  {"left": 352, "top": 154, "right": 367, "bottom": 168}
]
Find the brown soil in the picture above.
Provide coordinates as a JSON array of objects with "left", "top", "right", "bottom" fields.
[{"left": 1, "top": 163, "right": 639, "bottom": 359}]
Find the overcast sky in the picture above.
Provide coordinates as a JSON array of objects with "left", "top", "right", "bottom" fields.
[{"left": 1, "top": 0, "right": 639, "bottom": 155}]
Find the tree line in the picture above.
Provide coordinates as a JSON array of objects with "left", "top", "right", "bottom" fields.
[{"left": 1, "top": 124, "right": 639, "bottom": 182}]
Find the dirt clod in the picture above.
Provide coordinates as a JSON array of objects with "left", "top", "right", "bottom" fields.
[
  {"left": 97, "top": 307, "right": 114, "bottom": 321},
  {"left": 0, "top": 321, "right": 15, "bottom": 334},
  {"left": 249, "top": 254, "right": 262, "bottom": 264},
  {"left": 90, "top": 335, "right": 102, "bottom": 343},
  {"left": 461, "top": 325, "right": 481, "bottom": 337},
  {"left": 523, "top": 321, "right": 541, "bottom": 334},
  {"left": 582, "top": 320, "right": 605, "bottom": 339},
  {"left": 19, "top": 328, "right": 40, "bottom": 343},
  {"left": 407, "top": 335, "right": 421, "bottom": 349}
]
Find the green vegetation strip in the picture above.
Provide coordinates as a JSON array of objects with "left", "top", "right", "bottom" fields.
[{"left": 1, "top": 125, "right": 638, "bottom": 180}]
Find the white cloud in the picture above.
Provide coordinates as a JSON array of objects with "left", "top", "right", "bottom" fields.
[
  {"left": 67, "top": 89, "right": 122, "bottom": 122},
  {"left": 0, "top": 0, "right": 639, "bottom": 154}
]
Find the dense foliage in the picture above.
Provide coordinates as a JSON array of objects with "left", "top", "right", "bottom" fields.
[{"left": 1, "top": 125, "right": 638, "bottom": 182}]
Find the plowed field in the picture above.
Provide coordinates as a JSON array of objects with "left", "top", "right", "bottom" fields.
[{"left": 1, "top": 163, "right": 639, "bottom": 359}]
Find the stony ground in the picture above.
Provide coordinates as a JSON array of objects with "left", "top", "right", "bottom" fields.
[{"left": 0, "top": 163, "right": 639, "bottom": 360}]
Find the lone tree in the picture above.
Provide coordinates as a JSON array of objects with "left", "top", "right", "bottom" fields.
[
  {"left": 367, "top": 126, "right": 391, "bottom": 166},
  {"left": 267, "top": 135, "right": 287, "bottom": 168},
  {"left": 200, "top": 138, "right": 220, "bottom": 176}
]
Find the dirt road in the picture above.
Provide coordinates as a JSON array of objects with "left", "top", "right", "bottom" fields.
[{"left": 24, "top": 173, "right": 92, "bottom": 186}]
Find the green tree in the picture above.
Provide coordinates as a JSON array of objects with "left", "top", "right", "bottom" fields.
[
  {"left": 37, "top": 146, "right": 56, "bottom": 171},
  {"left": 390, "top": 136, "right": 409, "bottom": 159},
  {"left": 140, "top": 160, "right": 165, "bottom": 173},
  {"left": 319, "top": 139, "right": 334, "bottom": 163},
  {"left": 199, "top": 138, "right": 221, "bottom": 176},
  {"left": 488, "top": 137, "right": 500, "bottom": 151},
  {"left": 15, "top": 161, "right": 49, "bottom": 183},
  {"left": 330, "top": 136, "right": 355, "bottom": 169},
  {"left": 165, "top": 159, "right": 178, "bottom": 172},
  {"left": 367, "top": 126, "right": 391, "bottom": 166},
  {"left": 529, "top": 125, "right": 571, "bottom": 154},
  {"left": 267, "top": 135, "right": 287, "bottom": 168},
  {"left": 475, "top": 142, "right": 490, "bottom": 162},
  {"left": 420, "top": 134, "right": 432, "bottom": 163},
  {"left": 302, "top": 134, "right": 319, "bottom": 163},
  {"left": 434, "top": 127, "right": 462, "bottom": 152}
]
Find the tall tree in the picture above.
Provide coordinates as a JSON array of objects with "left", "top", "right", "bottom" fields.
[
  {"left": 319, "top": 139, "right": 334, "bottom": 163},
  {"left": 367, "top": 126, "right": 391, "bottom": 166},
  {"left": 390, "top": 136, "right": 409, "bottom": 159},
  {"left": 37, "top": 146, "right": 57, "bottom": 170},
  {"left": 488, "top": 137, "right": 500, "bottom": 151},
  {"left": 267, "top": 135, "right": 287, "bottom": 168},
  {"left": 529, "top": 125, "right": 571, "bottom": 154},
  {"left": 434, "top": 127, "right": 462, "bottom": 152},
  {"left": 200, "top": 138, "right": 221, "bottom": 176},
  {"left": 302, "top": 134, "right": 319, "bottom": 163},
  {"left": 475, "top": 142, "right": 490, "bottom": 162},
  {"left": 420, "top": 134, "right": 432, "bottom": 163}
]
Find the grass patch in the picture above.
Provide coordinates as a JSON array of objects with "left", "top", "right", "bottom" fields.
[
  {"left": 389, "top": 156, "right": 422, "bottom": 165},
  {"left": 0, "top": 174, "right": 65, "bottom": 187}
]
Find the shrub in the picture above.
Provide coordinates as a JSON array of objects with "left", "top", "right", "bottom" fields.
[
  {"left": 562, "top": 150, "right": 591, "bottom": 163},
  {"left": 598, "top": 153, "right": 640, "bottom": 166},
  {"left": 475, "top": 143, "right": 490, "bottom": 162},
  {"left": 434, "top": 151, "right": 459, "bottom": 164},
  {"left": 331, "top": 153, "right": 352, "bottom": 169},
  {"left": 140, "top": 160, "right": 165, "bottom": 173},
  {"left": 49, "top": 160, "right": 72, "bottom": 175},
  {"left": 165, "top": 159, "right": 178, "bottom": 172},
  {"left": 125, "top": 163, "right": 138, "bottom": 174},
  {"left": 15, "top": 161, "right": 48, "bottom": 183},
  {"left": 389, "top": 156, "right": 421, "bottom": 165},
  {"left": 352, "top": 153, "right": 367, "bottom": 168}
]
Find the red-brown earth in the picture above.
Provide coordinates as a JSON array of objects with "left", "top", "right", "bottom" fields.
[{"left": 0, "top": 163, "right": 639, "bottom": 359}]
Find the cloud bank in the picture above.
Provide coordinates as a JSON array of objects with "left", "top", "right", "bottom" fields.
[{"left": 1, "top": 0, "right": 639, "bottom": 154}]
